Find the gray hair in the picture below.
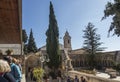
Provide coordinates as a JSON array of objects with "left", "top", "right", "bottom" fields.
[{"left": 0, "top": 59, "right": 11, "bottom": 73}]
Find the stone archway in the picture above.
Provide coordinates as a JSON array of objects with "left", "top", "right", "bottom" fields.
[{"left": 25, "top": 53, "right": 41, "bottom": 78}]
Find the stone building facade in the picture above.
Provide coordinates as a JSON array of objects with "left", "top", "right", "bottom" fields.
[
  {"left": 39, "top": 31, "right": 120, "bottom": 69},
  {"left": 69, "top": 50, "right": 118, "bottom": 69},
  {"left": 64, "top": 31, "right": 120, "bottom": 69}
]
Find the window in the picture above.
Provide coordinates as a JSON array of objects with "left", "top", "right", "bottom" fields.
[{"left": 68, "top": 40, "right": 69, "bottom": 44}]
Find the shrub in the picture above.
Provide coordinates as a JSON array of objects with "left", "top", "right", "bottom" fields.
[
  {"left": 5, "top": 49, "right": 13, "bottom": 55},
  {"left": 33, "top": 67, "right": 44, "bottom": 82}
]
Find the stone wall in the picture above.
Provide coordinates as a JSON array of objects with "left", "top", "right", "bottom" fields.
[
  {"left": 0, "top": 44, "right": 21, "bottom": 55},
  {"left": 69, "top": 71, "right": 119, "bottom": 82}
]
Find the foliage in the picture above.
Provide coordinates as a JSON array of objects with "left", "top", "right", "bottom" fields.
[
  {"left": 5, "top": 49, "right": 13, "bottom": 55},
  {"left": 112, "top": 62, "right": 120, "bottom": 72},
  {"left": 46, "top": 1, "right": 61, "bottom": 70},
  {"left": 46, "top": 2, "right": 62, "bottom": 79},
  {"left": 22, "top": 29, "right": 28, "bottom": 43},
  {"left": 24, "top": 44, "right": 28, "bottom": 54},
  {"left": 102, "top": 0, "right": 120, "bottom": 36},
  {"left": 83, "top": 22, "right": 104, "bottom": 69},
  {"left": 33, "top": 67, "right": 44, "bottom": 82},
  {"left": 22, "top": 29, "right": 28, "bottom": 54},
  {"left": 27, "top": 29, "right": 37, "bottom": 53},
  {"left": 116, "top": 63, "right": 120, "bottom": 72}
]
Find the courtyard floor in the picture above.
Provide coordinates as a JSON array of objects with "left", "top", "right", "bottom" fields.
[{"left": 96, "top": 72, "right": 120, "bottom": 81}]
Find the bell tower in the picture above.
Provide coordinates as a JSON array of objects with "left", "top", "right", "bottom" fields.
[{"left": 63, "top": 31, "right": 72, "bottom": 50}]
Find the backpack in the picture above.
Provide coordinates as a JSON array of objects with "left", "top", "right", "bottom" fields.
[{"left": 0, "top": 73, "right": 8, "bottom": 82}]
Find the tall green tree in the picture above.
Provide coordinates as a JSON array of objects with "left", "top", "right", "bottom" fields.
[
  {"left": 83, "top": 22, "right": 104, "bottom": 69},
  {"left": 22, "top": 29, "right": 28, "bottom": 43},
  {"left": 22, "top": 29, "right": 28, "bottom": 54},
  {"left": 27, "top": 29, "right": 37, "bottom": 53},
  {"left": 46, "top": 1, "right": 61, "bottom": 73},
  {"left": 102, "top": 0, "right": 120, "bottom": 36}
]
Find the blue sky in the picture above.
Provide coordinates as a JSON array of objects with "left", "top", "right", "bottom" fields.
[{"left": 22, "top": 0, "right": 120, "bottom": 51}]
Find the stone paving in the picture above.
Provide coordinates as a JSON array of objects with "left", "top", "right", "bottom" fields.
[
  {"left": 96, "top": 72, "right": 120, "bottom": 81},
  {"left": 21, "top": 74, "right": 36, "bottom": 82},
  {"left": 21, "top": 74, "right": 26, "bottom": 82}
]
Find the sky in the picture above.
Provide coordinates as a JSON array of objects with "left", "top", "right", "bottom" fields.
[{"left": 22, "top": 0, "right": 120, "bottom": 52}]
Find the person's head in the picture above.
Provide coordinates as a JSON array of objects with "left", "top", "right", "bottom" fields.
[
  {"left": 12, "top": 58, "right": 18, "bottom": 64},
  {"left": 0, "top": 59, "right": 11, "bottom": 73},
  {"left": 75, "top": 75, "right": 78, "bottom": 78},
  {"left": 3, "top": 56, "right": 13, "bottom": 64},
  {"left": 81, "top": 76, "right": 84, "bottom": 80}
]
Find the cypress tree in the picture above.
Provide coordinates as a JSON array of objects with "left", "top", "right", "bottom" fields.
[
  {"left": 46, "top": 1, "right": 61, "bottom": 74},
  {"left": 27, "top": 29, "right": 37, "bottom": 53}
]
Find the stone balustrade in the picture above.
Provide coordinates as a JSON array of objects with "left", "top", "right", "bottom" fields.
[{"left": 68, "top": 71, "right": 120, "bottom": 82}]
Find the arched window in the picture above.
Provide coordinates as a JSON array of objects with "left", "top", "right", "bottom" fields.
[{"left": 68, "top": 40, "right": 70, "bottom": 44}]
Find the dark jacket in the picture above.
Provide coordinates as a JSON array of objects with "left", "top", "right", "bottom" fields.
[
  {"left": 2, "top": 72, "right": 16, "bottom": 82},
  {"left": 74, "top": 78, "right": 79, "bottom": 82}
]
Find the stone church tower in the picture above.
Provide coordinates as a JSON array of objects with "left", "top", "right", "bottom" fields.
[{"left": 63, "top": 31, "right": 72, "bottom": 50}]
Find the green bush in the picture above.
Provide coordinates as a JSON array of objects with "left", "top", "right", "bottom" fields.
[
  {"left": 5, "top": 49, "right": 13, "bottom": 55},
  {"left": 33, "top": 67, "right": 44, "bottom": 82}
]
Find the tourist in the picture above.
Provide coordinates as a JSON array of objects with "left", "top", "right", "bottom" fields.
[
  {"left": 67, "top": 76, "right": 71, "bottom": 82},
  {"left": 13, "top": 58, "right": 22, "bottom": 75},
  {"left": 17, "top": 59, "right": 22, "bottom": 72},
  {"left": 0, "top": 59, "right": 16, "bottom": 82},
  {"left": 13, "top": 58, "right": 22, "bottom": 70},
  {"left": 4, "top": 56, "right": 22, "bottom": 82},
  {"left": 80, "top": 76, "right": 87, "bottom": 82},
  {"left": 74, "top": 75, "right": 79, "bottom": 82}
]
